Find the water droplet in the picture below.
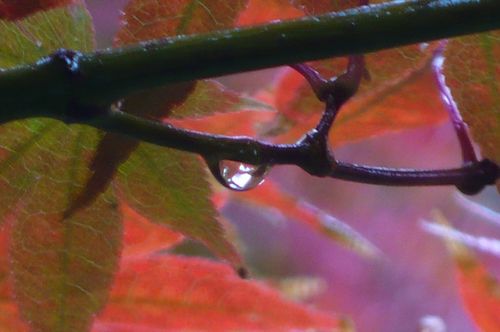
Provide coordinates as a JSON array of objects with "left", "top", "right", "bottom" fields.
[{"left": 206, "top": 159, "right": 270, "bottom": 191}]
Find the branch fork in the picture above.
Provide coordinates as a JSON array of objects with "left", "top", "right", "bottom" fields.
[{"left": 0, "top": 0, "right": 498, "bottom": 194}]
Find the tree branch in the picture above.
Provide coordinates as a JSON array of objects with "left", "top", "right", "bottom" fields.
[
  {"left": 0, "top": 0, "right": 499, "bottom": 118},
  {"left": 85, "top": 108, "right": 499, "bottom": 190},
  {"left": 0, "top": 0, "right": 498, "bottom": 193}
]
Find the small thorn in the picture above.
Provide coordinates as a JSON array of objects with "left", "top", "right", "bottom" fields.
[{"left": 236, "top": 266, "right": 249, "bottom": 279}]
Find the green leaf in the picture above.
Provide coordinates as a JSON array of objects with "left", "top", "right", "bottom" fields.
[
  {"left": 10, "top": 125, "right": 122, "bottom": 332},
  {"left": 116, "top": 143, "right": 242, "bottom": 267},
  {"left": 444, "top": 32, "right": 500, "bottom": 163},
  {"left": 0, "top": 2, "right": 93, "bottom": 67},
  {"left": 0, "top": 4, "right": 122, "bottom": 331},
  {"left": 0, "top": 1, "right": 94, "bottom": 220}
]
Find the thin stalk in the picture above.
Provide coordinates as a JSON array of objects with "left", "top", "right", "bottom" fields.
[{"left": 84, "top": 109, "right": 498, "bottom": 190}]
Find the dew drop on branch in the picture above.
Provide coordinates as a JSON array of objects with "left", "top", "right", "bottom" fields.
[{"left": 205, "top": 159, "right": 270, "bottom": 191}]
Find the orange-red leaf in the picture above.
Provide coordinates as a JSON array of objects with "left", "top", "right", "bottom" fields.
[
  {"left": 121, "top": 203, "right": 184, "bottom": 258},
  {"left": 292, "top": 0, "right": 360, "bottom": 15},
  {"left": 0, "top": 0, "right": 72, "bottom": 20},
  {"left": 116, "top": 0, "right": 248, "bottom": 44},
  {"left": 94, "top": 255, "right": 343, "bottom": 331},
  {"left": 274, "top": 63, "right": 447, "bottom": 146},
  {"left": 237, "top": 0, "right": 302, "bottom": 26},
  {"left": 456, "top": 259, "right": 500, "bottom": 332},
  {"left": 0, "top": 225, "right": 28, "bottom": 332},
  {"left": 428, "top": 214, "right": 500, "bottom": 332}
]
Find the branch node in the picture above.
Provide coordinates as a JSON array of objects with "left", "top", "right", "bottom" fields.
[
  {"left": 456, "top": 159, "right": 499, "bottom": 195},
  {"left": 46, "top": 49, "right": 109, "bottom": 123},
  {"left": 48, "top": 48, "right": 83, "bottom": 78},
  {"left": 296, "top": 130, "right": 336, "bottom": 177}
]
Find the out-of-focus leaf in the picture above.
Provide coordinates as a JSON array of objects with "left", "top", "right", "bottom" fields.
[
  {"left": 454, "top": 193, "right": 500, "bottom": 227},
  {"left": 275, "top": 276, "right": 327, "bottom": 302},
  {"left": 229, "top": 180, "right": 381, "bottom": 258},
  {"left": 443, "top": 32, "right": 500, "bottom": 164},
  {"left": 121, "top": 202, "right": 184, "bottom": 258},
  {"left": 116, "top": 142, "right": 242, "bottom": 267},
  {"left": 423, "top": 221, "right": 500, "bottom": 258},
  {"left": 272, "top": 62, "right": 447, "bottom": 145},
  {"left": 428, "top": 213, "right": 500, "bottom": 332},
  {"left": 94, "top": 255, "right": 343, "bottom": 331},
  {"left": 0, "top": 0, "right": 72, "bottom": 20}
]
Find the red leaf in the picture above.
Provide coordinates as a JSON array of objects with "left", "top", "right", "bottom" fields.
[
  {"left": 116, "top": 0, "right": 248, "bottom": 44},
  {"left": 0, "top": 0, "right": 72, "bottom": 20},
  {"left": 273, "top": 66, "right": 447, "bottom": 146},
  {"left": 121, "top": 203, "right": 184, "bottom": 258},
  {"left": 293, "top": 0, "right": 360, "bottom": 15},
  {"left": 0, "top": 225, "right": 29, "bottom": 332},
  {"left": 237, "top": 0, "right": 302, "bottom": 26},
  {"left": 94, "top": 255, "right": 342, "bottom": 331},
  {"left": 456, "top": 260, "right": 500, "bottom": 331},
  {"left": 428, "top": 213, "right": 500, "bottom": 332}
]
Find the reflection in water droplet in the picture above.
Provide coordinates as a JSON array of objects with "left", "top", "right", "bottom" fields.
[{"left": 206, "top": 159, "right": 270, "bottom": 191}]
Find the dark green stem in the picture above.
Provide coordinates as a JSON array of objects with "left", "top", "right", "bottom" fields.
[{"left": 0, "top": 0, "right": 499, "bottom": 117}]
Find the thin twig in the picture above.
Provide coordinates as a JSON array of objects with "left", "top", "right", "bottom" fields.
[{"left": 432, "top": 43, "right": 478, "bottom": 164}]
